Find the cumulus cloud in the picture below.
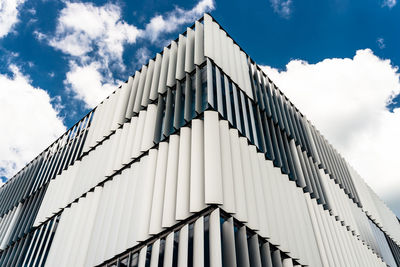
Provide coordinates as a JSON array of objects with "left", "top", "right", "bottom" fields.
[
  {"left": 382, "top": 0, "right": 396, "bottom": 8},
  {"left": 0, "top": 0, "right": 25, "bottom": 38},
  {"left": 64, "top": 61, "right": 119, "bottom": 108},
  {"left": 0, "top": 65, "right": 66, "bottom": 179},
  {"left": 261, "top": 49, "right": 400, "bottom": 213},
  {"left": 269, "top": 0, "right": 292, "bottom": 18},
  {"left": 39, "top": 1, "right": 141, "bottom": 107},
  {"left": 144, "top": 0, "right": 214, "bottom": 43},
  {"left": 49, "top": 1, "right": 141, "bottom": 64},
  {"left": 42, "top": 0, "right": 215, "bottom": 108},
  {"left": 135, "top": 47, "right": 151, "bottom": 66}
]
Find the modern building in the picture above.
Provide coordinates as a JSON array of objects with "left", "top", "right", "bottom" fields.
[{"left": 0, "top": 13, "right": 399, "bottom": 267}]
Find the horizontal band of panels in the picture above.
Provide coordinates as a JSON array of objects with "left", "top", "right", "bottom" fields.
[
  {"left": 205, "top": 58, "right": 400, "bottom": 249},
  {"left": 0, "top": 111, "right": 92, "bottom": 218},
  {"left": 1, "top": 13, "right": 399, "bottom": 267},
  {"left": 0, "top": 186, "right": 47, "bottom": 251},
  {"left": 34, "top": 64, "right": 209, "bottom": 227},
  {"left": 0, "top": 214, "right": 60, "bottom": 267},
  {"left": 348, "top": 164, "right": 400, "bottom": 245},
  {"left": 41, "top": 112, "right": 390, "bottom": 266},
  {"left": 100, "top": 208, "right": 306, "bottom": 267}
]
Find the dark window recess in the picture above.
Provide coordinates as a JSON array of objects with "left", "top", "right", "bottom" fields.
[{"left": 158, "top": 239, "right": 165, "bottom": 267}]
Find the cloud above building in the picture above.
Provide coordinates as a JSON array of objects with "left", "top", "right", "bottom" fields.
[
  {"left": 0, "top": 65, "right": 66, "bottom": 179},
  {"left": 261, "top": 49, "right": 400, "bottom": 208}
]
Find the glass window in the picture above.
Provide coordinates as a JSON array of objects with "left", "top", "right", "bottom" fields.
[
  {"left": 120, "top": 257, "right": 129, "bottom": 267},
  {"left": 130, "top": 253, "right": 139, "bottom": 267}
]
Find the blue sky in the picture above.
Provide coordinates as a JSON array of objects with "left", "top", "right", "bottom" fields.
[{"left": 0, "top": 0, "right": 400, "bottom": 216}]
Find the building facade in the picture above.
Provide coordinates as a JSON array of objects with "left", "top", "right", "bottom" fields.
[{"left": 0, "top": 13, "right": 399, "bottom": 267}]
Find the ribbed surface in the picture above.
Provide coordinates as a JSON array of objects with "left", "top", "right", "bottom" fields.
[{"left": 0, "top": 13, "right": 399, "bottom": 267}]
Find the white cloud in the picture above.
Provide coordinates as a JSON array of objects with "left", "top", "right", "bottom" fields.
[
  {"left": 261, "top": 49, "right": 400, "bottom": 214},
  {"left": 135, "top": 47, "right": 151, "bottom": 66},
  {"left": 43, "top": 0, "right": 214, "bottom": 108},
  {"left": 64, "top": 61, "right": 118, "bottom": 108},
  {"left": 382, "top": 0, "right": 396, "bottom": 8},
  {"left": 0, "top": 65, "right": 66, "bottom": 179},
  {"left": 377, "top": 37, "right": 385, "bottom": 49},
  {"left": 0, "top": 0, "right": 25, "bottom": 38},
  {"left": 49, "top": 1, "right": 142, "bottom": 64},
  {"left": 144, "top": 0, "right": 215, "bottom": 43},
  {"left": 269, "top": 0, "right": 292, "bottom": 18}
]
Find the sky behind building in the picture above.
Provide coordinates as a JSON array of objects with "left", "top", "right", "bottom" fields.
[{"left": 0, "top": 0, "right": 399, "bottom": 216}]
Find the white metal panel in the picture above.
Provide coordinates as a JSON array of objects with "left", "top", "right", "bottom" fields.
[
  {"left": 218, "top": 120, "right": 235, "bottom": 214},
  {"left": 82, "top": 181, "right": 108, "bottom": 266},
  {"left": 203, "top": 13, "right": 213, "bottom": 61},
  {"left": 257, "top": 154, "right": 273, "bottom": 240},
  {"left": 219, "top": 30, "right": 229, "bottom": 77},
  {"left": 68, "top": 193, "right": 91, "bottom": 267},
  {"left": 240, "top": 51, "right": 253, "bottom": 99},
  {"left": 77, "top": 186, "right": 102, "bottom": 267},
  {"left": 95, "top": 99, "right": 110, "bottom": 142},
  {"left": 122, "top": 117, "right": 138, "bottom": 165},
  {"left": 104, "top": 128, "right": 122, "bottom": 177},
  {"left": 249, "top": 147, "right": 268, "bottom": 237},
  {"left": 0, "top": 203, "right": 21, "bottom": 249},
  {"left": 236, "top": 226, "right": 250, "bottom": 267},
  {"left": 167, "top": 41, "right": 178, "bottom": 87},
  {"left": 233, "top": 44, "right": 245, "bottom": 93},
  {"left": 113, "top": 122, "right": 130, "bottom": 172},
  {"left": 137, "top": 149, "right": 158, "bottom": 241},
  {"left": 226, "top": 37, "right": 238, "bottom": 86},
  {"left": 140, "top": 104, "right": 158, "bottom": 152},
  {"left": 149, "top": 142, "right": 169, "bottom": 235},
  {"left": 141, "top": 59, "right": 155, "bottom": 108},
  {"left": 82, "top": 104, "right": 100, "bottom": 153},
  {"left": 131, "top": 110, "right": 147, "bottom": 158},
  {"left": 282, "top": 258, "right": 294, "bottom": 267},
  {"left": 122, "top": 165, "right": 140, "bottom": 250},
  {"left": 209, "top": 209, "right": 223, "bottom": 267},
  {"left": 175, "top": 127, "right": 191, "bottom": 221},
  {"left": 150, "top": 54, "right": 162, "bottom": 101},
  {"left": 178, "top": 224, "right": 189, "bottom": 267},
  {"left": 94, "top": 175, "right": 121, "bottom": 266},
  {"left": 222, "top": 218, "right": 237, "bottom": 267},
  {"left": 125, "top": 74, "right": 140, "bottom": 119},
  {"left": 44, "top": 206, "right": 73, "bottom": 267},
  {"left": 150, "top": 239, "right": 160, "bottom": 267},
  {"left": 311, "top": 196, "right": 336, "bottom": 267},
  {"left": 229, "top": 128, "right": 248, "bottom": 222},
  {"left": 158, "top": 47, "right": 170, "bottom": 94},
  {"left": 112, "top": 82, "right": 130, "bottom": 128},
  {"left": 190, "top": 119, "right": 206, "bottom": 212},
  {"left": 185, "top": 27, "right": 195, "bottom": 73},
  {"left": 212, "top": 21, "right": 222, "bottom": 68},
  {"left": 280, "top": 174, "right": 301, "bottom": 261},
  {"left": 193, "top": 216, "right": 204, "bottom": 267},
  {"left": 133, "top": 66, "right": 147, "bottom": 114},
  {"left": 194, "top": 21, "right": 205, "bottom": 66},
  {"left": 204, "top": 111, "right": 223, "bottom": 205},
  {"left": 239, "top": 137, "right": 259, "bottom": 230},
  {"left": 106, "top": 90, "right": 120, "bottom": 134},
  {"left": 162, "top": 134, "right": 180, "bottom": 228},
  {"left": 303, "top": 193, "right": 330, "bottom": 267},
  {"left": 176, "top": 34, "right": 186, "bottom": 80},
  {"left": 106, "top": 174, "right": 130, "bottom": 260},
  {"left": 138, "top": 246, "right": 147, "bottom": 267},
  {"left": 59, "top": 201, "right": 81, "bottom": 267},
  {"left": 163, "top": 232, "right": 175, "bottom": 267}
]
